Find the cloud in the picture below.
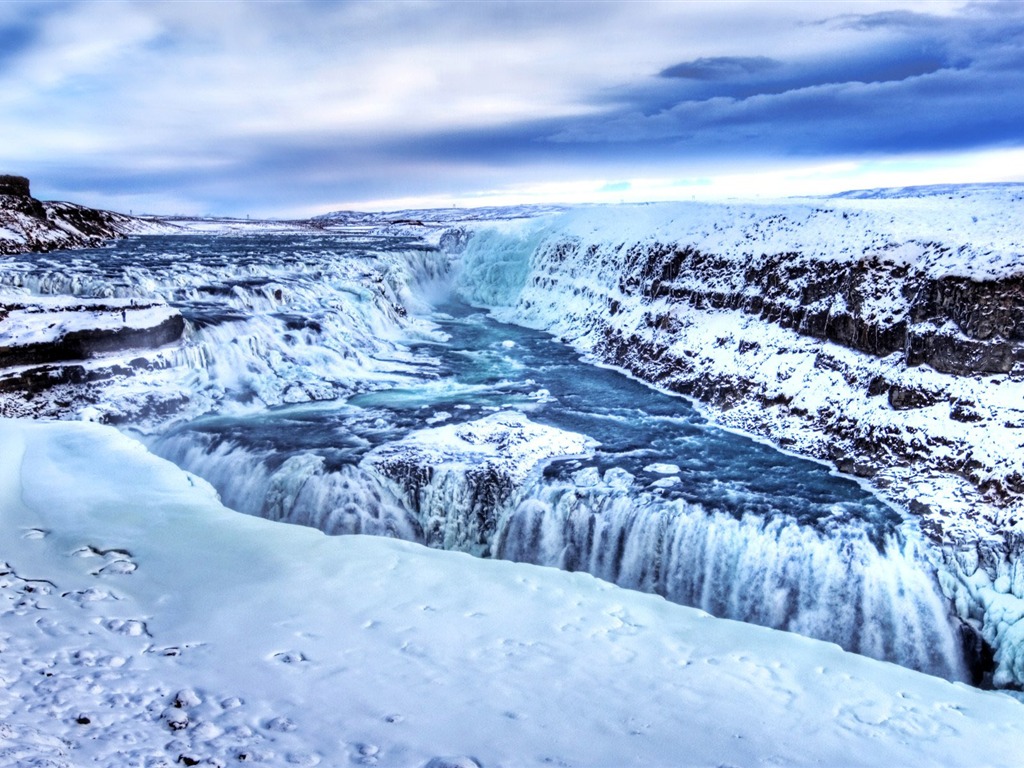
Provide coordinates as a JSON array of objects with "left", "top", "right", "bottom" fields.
[
  {"left": 546, "top": 1, "right": 1024, "bottom": 159},
  {"left": 660, "top": 57, "right": 782, "bottom": 81},
  {"left": 1, "top": 0, "right": 1021, "bottom": 215}
]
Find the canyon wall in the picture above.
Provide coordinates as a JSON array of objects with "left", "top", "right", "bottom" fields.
[{"left": 457, "top": 187, "right": 1024, "bottom": 686}]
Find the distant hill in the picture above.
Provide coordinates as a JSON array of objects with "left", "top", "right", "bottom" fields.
[
  {"left": 829, "top": 181, "right": 1024, "bottom": 201},
  {"left": 312, "top": 203, "right": 568, "bottom": 226}
]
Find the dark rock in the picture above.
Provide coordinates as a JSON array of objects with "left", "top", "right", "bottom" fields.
[
  {"left": 888, "top": 384, "right": 942, "bottom": 410},
  {"left": 866, "top": 375, "right": 889, "bottom": 396},
  {"left": 959, "top": 622, "right": 997, "bottom": 688},
  {"left": 950, "top": 400, "right": 984, "bottom": 423},
  {"left": 0, "top": 311, "right": 185, "bottom": 369},
  {"left": 0, "top": 174, "right": 31, "bottom": 197}
]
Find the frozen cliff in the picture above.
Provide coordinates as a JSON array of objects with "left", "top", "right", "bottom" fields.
[{"left": 456, "top": 184, "right": 1024, "bottom": 687}]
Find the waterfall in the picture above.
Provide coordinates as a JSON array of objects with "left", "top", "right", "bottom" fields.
[
  {"left": 495, "top": 471, "right": 968, "bottom": 681},
  {"left": 155, "top": 422, "right": 969, "bottom": 683},
  {"left": 152, "top": 430, "right": 421, "bottom": 540},
  {"left": 7, "top": 227, "right": 978, "bottom": 685}
]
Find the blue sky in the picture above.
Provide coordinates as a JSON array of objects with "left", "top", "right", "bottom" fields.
[{"left": 1, "top": 0, "right": 1022, "bottom": 216}]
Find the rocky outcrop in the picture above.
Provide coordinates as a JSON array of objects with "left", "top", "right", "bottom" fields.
[
  {"left": 0, "top": 175, "right": 31, "bottom": 197},
  {"left": 610, "top": 241, "right": 1024, "bottom": 378},
  {"left": 577, "top": 243, "right": 1024, "bottom": 505},
  {"left": 0, "top": 175, "right": 138, "bottom": 256},
  {"left": 0, "top": 300, "right": 184, "bottom": 369},
  {"left": 0, "top": 297, "right": 186, "bottom": 422},
  {"left": 457, "top": 192, "right": 1024, "bottom": 686},
  {"left": 363, "top": 412, "right": 593, "bottom": 555}
]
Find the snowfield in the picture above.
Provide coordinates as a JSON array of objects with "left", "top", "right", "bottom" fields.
[{"left": 3, "top": 418, "right": 1024, "bottom": 767}]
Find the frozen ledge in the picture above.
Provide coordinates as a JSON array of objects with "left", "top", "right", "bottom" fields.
[
  {"left": 363, "top": 410, "right": 595, "bottom": 553},
  {"left": 0, "top": 295, "right": 184, "bottom": 368}
]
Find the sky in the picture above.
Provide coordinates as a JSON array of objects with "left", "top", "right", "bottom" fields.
[{"left": 1, "top": 0, "right": 1023, "bottom": 217}]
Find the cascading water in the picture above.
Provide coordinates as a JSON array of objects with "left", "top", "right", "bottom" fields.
[
  {"left": 0, "top": 233, "right": 452, "bottom": 419},
  {"left": 496, "top": 472, "right": 963, "bottom": 679},
  {"left": 3, "top": 226, "right": 974, "bottom": 683}
]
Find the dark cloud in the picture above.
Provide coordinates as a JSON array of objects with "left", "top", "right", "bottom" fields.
[
  {"left": 660, "top": 57, "right": 781, "bottom": 81},
  {"left": 546, "top": 2, "right": 1024, "bottom": 162},
  {"left": 0, "top": 17, "right": 45, "bottom": 72}
]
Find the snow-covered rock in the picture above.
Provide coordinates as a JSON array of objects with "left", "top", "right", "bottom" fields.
[
  {"left": 363, "top": 411, "right": 594, "bottom": 554},
  {"left": 0, "top": 294, "right": 185, "bottom": 422},
  {"left": 0, "top": 295, "right": 183, "bottom": 367},
  {"left": 0, "top": 174, "right": 151, "bottom": 256}
]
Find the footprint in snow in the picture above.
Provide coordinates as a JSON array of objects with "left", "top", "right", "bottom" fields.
[
  {"left": 272, "top": 650, "right": 309, "bottom": 664},
  {"left": 424, "top": 758, "right": 482, "bottom": 768},
  {"left": 62, "top": 586, "right": 119, "bottom": 605},
  {"left": 71, "top": 545, "right": 139, "bottom": 576},
  {"left": 104, "top": 618, "right": 151, "bottom": 637},
  {"left": 286, "top": 751, "right": 322, "bottom": 765},
  {"left": 264, "top": 715, "right": 297, "bottom": 732}
]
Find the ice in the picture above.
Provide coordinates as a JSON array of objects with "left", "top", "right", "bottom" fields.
[
  {"left": 0, "top": 234, "right": 452, "bottom": 424},
  {"left": 450, "top": 188, "right": 1024, "bottom": 686},
  {"left": 1, "top": 418, "right": 1023, "bottom": 766},
  {"left": 644, "top": 462, "right": 681, "bottom": 474}
]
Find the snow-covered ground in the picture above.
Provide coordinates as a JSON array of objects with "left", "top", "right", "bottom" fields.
[
  {"left": 0, "top": 295, "right": 179, "bottom": 350},
  {"left": 3, "top": 417, "right": 1024, "bottom": 767}
]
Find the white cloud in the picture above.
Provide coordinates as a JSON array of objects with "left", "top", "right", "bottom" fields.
[{"left": 0, "top": 0, "right": 1014, "bottom": 215}]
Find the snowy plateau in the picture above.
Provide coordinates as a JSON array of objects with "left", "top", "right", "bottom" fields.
[{"left": 2, "top": 182, "right": 1024, "bottom": 766}]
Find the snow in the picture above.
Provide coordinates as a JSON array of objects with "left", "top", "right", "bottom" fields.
[
  {"left": 449, "top": 186, "right": 1024, "bottom": 686},
  {"left": 0, "top": 294, "right": 179, "bottom": 349},
  {"left": 6, "top": 185, "right": 1024, "bottom": 761},
  {"left": 365, "top": 411, "right": 594, "bottom": 486},
  {"left": 3, "top": 417, "right": 1024, "bottom": 767}
]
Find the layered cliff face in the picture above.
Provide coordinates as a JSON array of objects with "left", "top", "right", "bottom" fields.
[
  {"left": 0, "top": 296, "right": 186, "bottom": 422},
  {"left": 457, "top": 185, "right": 1024, "bottom": 686},
  {"left": 0, "top": 174, "right": 143, "bottom": 255}
]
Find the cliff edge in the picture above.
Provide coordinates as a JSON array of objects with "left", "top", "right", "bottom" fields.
[
  {"left": 456, "top": 186, "right": 1024, "bottom": 687},
  {"left": 0, "top": 174, "right": 141, "bottom": 256}
]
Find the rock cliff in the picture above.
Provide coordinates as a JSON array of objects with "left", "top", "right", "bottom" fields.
[
  {"left": 457, "top": 186, "right": 1024, "bottom": 687},
  {"left": 0, "top": 297, "right": 186, "bottom": 423},
  {"left": 0, "top": 174, "right": 139, "bottom": 255}
]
